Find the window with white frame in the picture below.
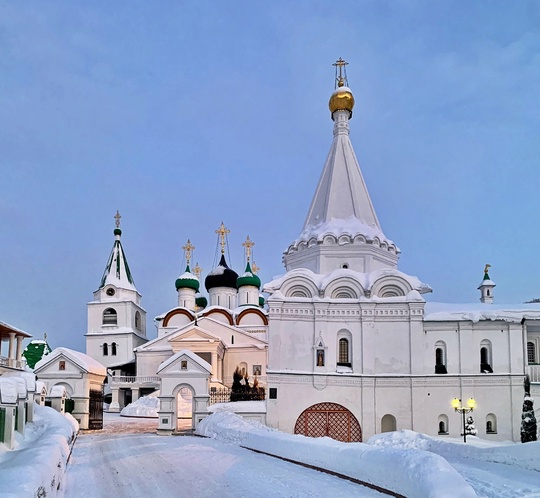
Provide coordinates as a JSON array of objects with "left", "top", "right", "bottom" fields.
[
  {"left": 435, "top": 340, "right": 447, "bottom": 374},
  {"left": 438, "top": 414, "right": 449, "bottom": 435},
  {"left": 527, "top": 342, "right": 536, "bottom": 364},
  {"left": 111, "top": 342, "right": 117, "bottom": 356},
  {"left": 135, "top": 311, "right": 141, "bottom": 330},
  {"left": 480, "top": 339, "right": 493, "bottom": 373},
  {"left": 337, "top": 330, "right": 352, "bottom": 367},
  {"left": 103, "top": 343, "right": 108, "bottom": 356},
  {"left": 486, "top": 413, "right": 497, "bottom": 434}
]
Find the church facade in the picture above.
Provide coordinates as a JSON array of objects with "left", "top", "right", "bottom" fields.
[{"left": 83, "top": 60, "right": 539, "bottom": 441}]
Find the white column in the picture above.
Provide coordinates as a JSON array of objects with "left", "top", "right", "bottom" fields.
[
  {"left": 16, "top": 336, "right": 23, "bottom": 368},
  {"left": 131, "top": 387, "right": 140, "bottom": 402},
  {"left": 217, "top": 356, "right": 223, "bottom": 383},
  {"left": 8, "top": 333, "right": 16, "bottom": 367},
  {"left": 109, "top": 387, "right": 120, "bottom": 412},
  {"left": 211, "top": 352, "right": 218, "bottom": 382}
]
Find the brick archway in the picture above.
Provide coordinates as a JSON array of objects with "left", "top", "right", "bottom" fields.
[{"left": 294, "top": 402, "right": 362, "bottom": 442}]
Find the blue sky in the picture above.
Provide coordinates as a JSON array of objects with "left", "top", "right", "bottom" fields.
[{"left": 1, "top": 1, "right": 539, "bottom": 351}]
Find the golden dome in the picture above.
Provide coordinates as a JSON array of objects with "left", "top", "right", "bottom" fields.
[{"left": 329, "top": 80, "right": 355, "bottom": 117}]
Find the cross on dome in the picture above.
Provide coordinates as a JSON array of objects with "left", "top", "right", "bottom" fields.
[
  {"left": 242, "top": 235, "right": 255, "bottom": 262},
  {"left": 182, "top": 239, "right": 195, "bottom": 266},
  {"left": 193, "top": 263, "right": 203, "bottom": 279},
  {"left": 333, "top": 57, "right": 349, "bottom": 88},
  {"left": 215, "top": 222, "right": 230, "bottom": 254},
  {"left": 251, "top": 261, "right": 260, "bottom": 274},
  {"left": 114, "top": 210, "right": 122, "bottom": 228}
]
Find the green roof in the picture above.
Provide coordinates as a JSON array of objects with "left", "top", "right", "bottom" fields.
[
  {"left": 176, "top": 265, "right": 200, "bottom": 291},
  {"left": 23, "top": 340, "right": 52, "bottom": 369},
  {"left": 237, "top": 262, "right": 261, "bottom": 288}
]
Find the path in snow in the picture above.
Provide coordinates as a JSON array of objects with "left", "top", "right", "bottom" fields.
[
  {"left": 446, "top": 455, "right": 540, "bottom": 498},
  {"left": 65, "top": 433, "right": 384, "bottom": 498}
]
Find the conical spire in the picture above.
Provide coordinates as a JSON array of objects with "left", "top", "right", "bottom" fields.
[{"left": 99, "top": 211, "right": 137, "bottom": 291}]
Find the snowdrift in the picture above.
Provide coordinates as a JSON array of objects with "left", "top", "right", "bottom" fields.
[
  {"left": 0, "top": 405, "right": 78, "bottom": 497},
  {"left": 120, "top": 392, "right": 159, "bottom": 418},
  {"left": 196, "top": 412, "right": 476, "bottom": 498},
  {"left": 369, "top": 429, "right": 540, "bottom": 472}
]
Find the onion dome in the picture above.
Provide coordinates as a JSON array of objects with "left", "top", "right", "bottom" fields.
[
  {"left": 329, "top": 79, "right": 355, "bottom": 118},
  {"left": 195, "top": 293, "right": 208, "bottom": 309},
  {"left": 175, "top": 265, "right": 200, "bottom": 291},
  {"left": 237, "top": 261, "right": 261, "bottom": 289},
  {"left": 258, "top": 295, "right": 265, "bottom": 307},
  {"left": 205, "top": 254, "right": 238, "bottom": 291}
]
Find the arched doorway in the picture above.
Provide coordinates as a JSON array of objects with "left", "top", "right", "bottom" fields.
[
  {"left": 176, "top": 386, "right": 194, "bottom": 431},
  {"left": 294, "top": 402, "right": 362, "bottom": 442}
]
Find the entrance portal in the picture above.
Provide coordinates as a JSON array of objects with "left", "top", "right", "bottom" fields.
[
  {"left": 294, "top": 402, "right": 361, "bottom": 442},
  {"left": 176, "top": 387, "right": 193, "bottom": 431}
]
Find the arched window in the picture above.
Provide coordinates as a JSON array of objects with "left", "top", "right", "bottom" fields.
[
  {"left": 135, "top": 311, "right": 141, "bottom": 330},
  {"left": 103, "top": 343, "right": 108, "bottom": 356},
  {"left": 435, "top": 341, "right": 447, "bottom": 374},
  {"left": 338, "top": 338, "right": 349, "bottom": 365},
  {"left": 438, "top": 414, "right": 449, "bottom": 435},
  {"left": 480, "top": 339, "right": 493, "bottom": 373},
  {"left": 381, "top": 414, "right": 397, "bottom": 433},
  {"left": 486, "top": 413, "right": 497, "bottom": 434},
  {"left": 103, "top": 308, "right": 117, "bottom": 325},
  {"left": 527, "top": 342, "right": 536, "bottom": 364},
  {"left": 111, "top": 342, "right": 117, "bottom": 356}
]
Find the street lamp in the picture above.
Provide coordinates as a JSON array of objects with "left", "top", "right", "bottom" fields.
[{"left": 451, "top": 397, "right": 476, "bottom": 443}]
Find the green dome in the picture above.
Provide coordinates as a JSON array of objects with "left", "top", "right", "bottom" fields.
[
  {"left": 258, "top": 295, "right": 265, "bottom": 307},
  {"left": 196, "top": 294, "right": 208, "bottom": 308},
  {"left": 175, "top": 265, "right": 200, "bottom": 291},
  {"left": 237, "top": 262, "right": 261, "bottom": 288},
  {"left": 114, "top": 228, "right": 122, "bottom": 236},
  {"left": 23, "top": 340, "right": 52, "bottom": 369}
]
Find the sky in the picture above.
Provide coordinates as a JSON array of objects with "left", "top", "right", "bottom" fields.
[{"left": 1, "top": 1, "right": 540, "bottom": 351}]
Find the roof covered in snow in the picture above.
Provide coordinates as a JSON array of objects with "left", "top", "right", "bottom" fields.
[
  {"left": 34, "top": 347, "right": 107, "bottom": 376},
  {"left": 424, "top": 302, "right": 540, "bottom": 323}
]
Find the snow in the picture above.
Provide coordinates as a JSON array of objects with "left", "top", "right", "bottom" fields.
[
  {"left": 177, "top": 271, "right": 198, "bottom": 280},
  {"left": 196, "top": 412, "right": 476, "bottom": 498},
  {"left": 120, "top": 392, "right": 160, "bottom": 418},
  {"left": 0, "top": 405, "right": 78, "bottom": 497},
  {"left": 265, "top": 267, "right": 432, "bottom": 297},
  {"left": 424, "top": 301, "right": 540, "bottom": 322},
  {"left": 3, "top": 409, "right": 540, "bottom": 498},
  {"left": 207, "top": 400, "right": 266, "bottom": 413},
  {"left": 34, "top": 347, "right": 107, "bottom": 376},
  {"left": 289, "top": 216, "right": 399, "bottom": 253},
  {"left": 207, "top": 265, "right": 225, "bottom": 276},
  {"left": 0, "top": 378, "right": 18, "bottom": 404}
]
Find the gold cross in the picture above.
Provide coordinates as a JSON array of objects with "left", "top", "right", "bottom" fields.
[
  {"left": 332, "top": 57, "right": 349, "bottom": 87},
  {"left": 242, "top": 235, "right": 255, "bottom": 262},
  {"left": 215, "top": 222, "right": 230, "bottom": 254},
  {"left": 182, "top": 239, "right": 195, "bottom": 266},
  {"left": 251, "top": 261, "right": 260, "bottom": 274},
  {"left": 484, "top": 264, "right": 491, "bottom": 274},
  {"left": 114, "top": 210, "right": 122, "bottom": 228},
  {"left": 193, "top": 263, "right": 203, "bottom": 279}
]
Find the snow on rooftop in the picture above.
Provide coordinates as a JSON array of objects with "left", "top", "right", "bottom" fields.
[
  {"left": 424, "top": 301, "right": 540, "bottom": 323},
  {"left": 207, "top": 265, "right": 226, "bottom": 276},
  {"left": 264, "top": 267, "right": 431, "bottom": 296},
  {"left": 288, "top": 216, "right": 399, "bottom": 253},
  {"left": 34, "top": 347, "right": 107, "bottom": 376}
]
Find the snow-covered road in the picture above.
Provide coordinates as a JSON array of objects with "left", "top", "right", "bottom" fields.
[{"left": 65, "top": 433, "right": 384, "bottom": 498}]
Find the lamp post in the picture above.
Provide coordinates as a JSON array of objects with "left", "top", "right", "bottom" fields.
[{"left": 451, "top": 397, "right": 476, "bottom": 443}]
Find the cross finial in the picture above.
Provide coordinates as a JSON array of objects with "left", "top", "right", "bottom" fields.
[
  {"left": 332, "top": 57, "right": 349, "bottom": 88},
  {"left": 114, "top": 210, "right": 122, "bottom": 228},
  {"left": 182, "top": 239, "right": 195, "bottom": 266},
  {"left": 215, "top": 222, "right": 230, "bottom": 254},
  {"left": 242, "top": 235, "right": 255, "bottom": 262},
  {"left": 44, "top": 332, "right": 47, "bottom": 341},
  {"left": 193, "top": 263, "right": 203, "bottom": 279},
  {"left": 484, "top": 264, "right": 491, "bottom": 274},
  {"left": 251, "top": 261, "right": 260, "bottom": 274}
]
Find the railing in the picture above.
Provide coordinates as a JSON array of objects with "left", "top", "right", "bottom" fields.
[
  {"left": 0, "top": 356, "right": 9, "bottom": 367},
  {"left": 110, "top": 376, "right": 160, "bottom": 385},
  {"left": 526, "top": 365, "right": 540, "bottom": 383},
  {"left": 208, "top": 387, "right": 266, "bottom": 405}
]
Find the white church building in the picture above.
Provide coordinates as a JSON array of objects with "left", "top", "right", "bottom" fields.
[{"left": 83, "top": 59, "right": 539, "bottom": 441}]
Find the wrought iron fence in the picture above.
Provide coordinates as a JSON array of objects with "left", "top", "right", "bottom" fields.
[{"left": 208, "top": 387, "right": 266, "bottom": 405}]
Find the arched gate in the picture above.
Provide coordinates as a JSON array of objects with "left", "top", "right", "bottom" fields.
[{"left": 294, "top": 402, "right": 362, "bottom": 442}]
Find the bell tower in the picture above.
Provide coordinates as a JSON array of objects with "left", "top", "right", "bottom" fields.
[{"left": 85, "top": 211, "right": 148, "bottom": 368}]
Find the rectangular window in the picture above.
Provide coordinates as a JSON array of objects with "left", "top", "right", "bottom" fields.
[
  {"left": 269, "top": 388, "right": 277, "bottom": 399},
  {"left": 59, "top": 361, "right": 66, "bottom": 371},
  {"left": 181, "top": 360, "right": 188, "bottom": 370}
]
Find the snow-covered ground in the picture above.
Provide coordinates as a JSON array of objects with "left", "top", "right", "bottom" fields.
[
  {"left": 2, "top": 406, "right": 540, "bottom": 497},
  {"left": 0, "top": 405, "right": 78, "bottom": 497}
]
